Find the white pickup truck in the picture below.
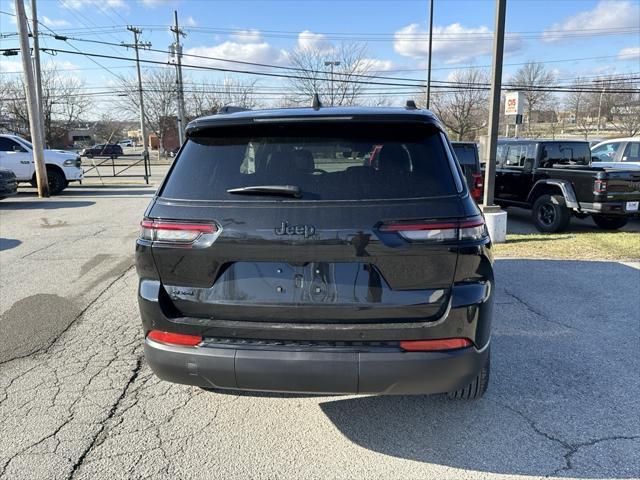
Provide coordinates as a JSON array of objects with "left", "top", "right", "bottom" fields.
[{"left": 0, "top": 134, "right": 83, "bottom": 194}]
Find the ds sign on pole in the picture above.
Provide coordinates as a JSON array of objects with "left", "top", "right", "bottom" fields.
[{"left": 505, "top": 91, "right": 523, "bottom": 116}]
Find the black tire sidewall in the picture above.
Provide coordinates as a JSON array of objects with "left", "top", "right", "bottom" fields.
[
  {"left": 46, "top": 169, "right": 65, "bottom": 195},
  {"left": 532, "top": 194, "right": 570, "bottom": 233},
  {"left": 592, "top": 215, "right": 628, "bottom": 230}
]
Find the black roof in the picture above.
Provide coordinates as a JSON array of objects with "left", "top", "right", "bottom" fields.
[{"left": 185, "top": 106, "right": 442, "bottom": 135}]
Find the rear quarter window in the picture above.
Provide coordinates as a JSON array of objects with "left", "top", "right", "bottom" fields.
[{"left": 160, "top": 123, "right": 458, "bottom": 201}]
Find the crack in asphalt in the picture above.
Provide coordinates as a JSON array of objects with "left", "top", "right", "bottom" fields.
[
  {"left": 0, "top": 264, "right": 134, "bottom": 368},
  {"left": 503, "top": 288, "right": 581, "bottom": 332},
  {"left": 67, "top": 354, "right": 144, "bottom": 480},
  {"left": 494, "top": 399, "right": 640, "bottom": 477}
]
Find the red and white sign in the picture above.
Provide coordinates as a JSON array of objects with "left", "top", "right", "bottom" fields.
[{"left": 505, "top": 92, "right": 523, "bottom": 116}]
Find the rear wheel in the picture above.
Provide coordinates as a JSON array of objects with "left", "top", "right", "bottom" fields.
[
  {"left": 532, "top": 194, "right": 571, "bottom": 233},
  {"left": 447, "top": 348, "right": 490, "bottom": 400},
  {"left": 592, "top": 215, "right": 628, "bottom": 230}
]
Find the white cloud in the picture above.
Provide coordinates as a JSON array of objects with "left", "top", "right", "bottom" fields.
[
  {"left": 0, "top": 58, "right": 23, "bottom": 74},
  {"left": 185, "top": 41, "right": 286, "bottom": 69},
  {"left": 297, "top": 30, "right": 333, "bottom": 53},
  {"left": 42, "top": 16, "right": 71, "bottom": 27},
  {"left": 394, "top": 22, "right": 522, "bottom": 64},
  {"left": 63, "top": 0, "right": 126, "bottom": 9},
  {"left": 229, "top": 29, "right": 262, "bottom": 43},
  {"left": 618, "top": 46, "right": 640, "bottom": 60},
  {"left": 184, "top": 16, "right": 197, "bottom": 27},
  {"left": 366, "top": 59, "right": 396, "bottom": 72},
  {"left": 542, "top": 1, "right": 640, "bottom": 42}
]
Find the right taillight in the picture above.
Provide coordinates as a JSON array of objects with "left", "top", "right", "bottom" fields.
[
  {"left": 379, "top": 217, "right": 488, "bottom": 242},
  {"left": 594, "top": 179, "right": 607, "bottom": 194}
]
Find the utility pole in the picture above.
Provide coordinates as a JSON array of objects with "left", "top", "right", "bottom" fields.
[
  {"left": 596, "top": 83, "right": 605, "bottom": 133},
  {"left": 324, "top": 60, "right": 340, "bottom": 107},
  {"left": 426, "top": 0, "right": 434, "bottom": 109},
  {"left": 31, "top": 0, "right": 46, "bottom": 148},
  {"left": 481, "top": 0, "right": 508, "bottom": 243},
  {"left": 15, "top": 0, "right": 48, "bottom": 197},
  {"left": 482, "top": 0, "right": 506, "bottom": 208},
  {"left": 124, "top": 26, "right": 151, "bottom": 183},
  {"left": 171, "top": 10, "right": 186, "bottom": 145}
]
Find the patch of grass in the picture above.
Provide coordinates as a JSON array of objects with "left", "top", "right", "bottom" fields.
[{"left": 494, "top": 232, "right": 640, "bottom": 260}]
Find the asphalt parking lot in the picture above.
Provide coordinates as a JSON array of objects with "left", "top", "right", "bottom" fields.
[{"left": 1, "top": 185, "right": 639, "bottom": 480}]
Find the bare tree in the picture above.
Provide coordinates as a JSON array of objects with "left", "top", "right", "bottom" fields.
[
  {"left": 510, "top": 62, "right": 556, "bottom": 132},
  {"left": 425, "top": 69, "right": 489, "bottom": 141},
  {"left": 185, "top": 77, "right": 260, "bottom": 118},
  {"left": 608, "top": 77, "right": 640, "bottom": 136},
  {"left": 565, "top": 77, "right": 596, "bottom": 139},
  {"left": 116, "top": 68, "right": 176, "bottom": 150},
  {"left": 287, "top": 42, "right": 373, "bottom": 106},
  {"left": 1, "top": 67, "right": 90, "bottom": 145}
]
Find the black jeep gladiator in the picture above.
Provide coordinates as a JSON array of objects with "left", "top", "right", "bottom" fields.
[{"left": 494, "top": 139, "right": 640, "bottom": 232}]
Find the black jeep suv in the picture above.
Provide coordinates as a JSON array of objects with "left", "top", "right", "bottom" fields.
[{"left": 136, "top": 106, "right": 494, "bottom": 398}]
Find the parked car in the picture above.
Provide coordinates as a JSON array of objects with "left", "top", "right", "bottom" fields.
[
  {"left": 591, "top": 137, "right": 640, "bottom": 170},
  {"left": 118, "top": 139, "right": 135, "bottom": 147},
  {"left": 137, "top": 106, "right": 494, "bottom": 399},
  {"left": 494, "top": 139, "right": 640, "bottom": 232},
  {"left": 80, "top": 144, "right": 123, "bottom": 158},
  {"left": 451, "top": 141, "right": 483, "bottom": 202},
  {"left": 0, "top": 168, "right": 18, "bottom": 199},
  {"left": 0, "top": 134, "right": 83, "bottom": 195}
]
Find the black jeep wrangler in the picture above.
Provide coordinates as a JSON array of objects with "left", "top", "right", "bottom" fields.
[{"left": 495, "top": 139, "right": 640, "bottom": 232}]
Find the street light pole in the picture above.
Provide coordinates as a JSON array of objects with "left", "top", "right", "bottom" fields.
[
  {"left": 324, "top": 60, "right": 340, "bottom": 107},
  {"left": 426, "top": 0, "right": 434, "bottom": 109}
]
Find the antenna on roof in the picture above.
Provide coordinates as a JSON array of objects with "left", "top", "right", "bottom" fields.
[
  {"left": 405, "top": 100, "right": 418, "bottom": 110},
  {"left": 312, "top": 93, "right": 322, "bottom": 111}
]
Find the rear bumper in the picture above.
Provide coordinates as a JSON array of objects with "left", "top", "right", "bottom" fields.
[
  {"left": 144, "top": 337, "right": 489, "bottom": 395},
  {"left": 580, "top": 201, "right": 640, "bottom": 216}
]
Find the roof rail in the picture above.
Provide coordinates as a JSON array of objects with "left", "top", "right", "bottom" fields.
[{"left": 217, "top": 106, "right": 250, "bottom": 115}]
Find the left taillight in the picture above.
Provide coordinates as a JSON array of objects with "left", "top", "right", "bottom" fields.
[
  {"left": 379, "top": 217, "right": 488, "bottom": 242},
  {"left": 139, "top": 219, "right": 218, "bottom": 245},
  {"left": 471, "top": 173, "right": 484, "bottom": 202}
]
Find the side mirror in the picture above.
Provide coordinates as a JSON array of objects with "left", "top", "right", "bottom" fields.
[
  {"left": 12, "top": 145, "right": 26, "bottom": 153},
  {"left": 591, "top": 156, "right": 600, "bottom": 162}
]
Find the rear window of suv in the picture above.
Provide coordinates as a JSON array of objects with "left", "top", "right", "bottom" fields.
[{"left": 160, "top": 123, "right": 458, "bottom": 201}]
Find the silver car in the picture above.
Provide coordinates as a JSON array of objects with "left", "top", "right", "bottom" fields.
[{"left": 591, "top": 137, "right": 640, "bottom": 170}]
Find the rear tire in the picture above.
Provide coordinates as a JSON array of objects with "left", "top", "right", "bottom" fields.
[
  {"left": 447, "top": 348, "right": 490, "bottom": 400},
  {"left": 46, "top": 168, "right": 66, "bottom": 195},
  {"left": 532, "top": 194, "right": 571, "bottom": 233},
  {"left": 592, "top": 215, "right": 627, "bottom": 230}
]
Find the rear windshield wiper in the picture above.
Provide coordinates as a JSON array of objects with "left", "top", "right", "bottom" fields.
[{"left": 226, "top": 185, "right": 302, "bottom": 198}]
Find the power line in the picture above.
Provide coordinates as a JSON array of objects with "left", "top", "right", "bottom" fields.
[{"left": 28, "top": 47, "right": 639, "bottom": 94}]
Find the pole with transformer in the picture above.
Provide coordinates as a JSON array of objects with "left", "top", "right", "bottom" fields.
[
  {"left": 171, "top": 10, "right": 186, "bottom": 145},
  {"left": 124, "top": 26, "right": 151, "bottom": 184},
  {"left": 30, "top": 0, "right": 46, "bottom": 148},
  {"left": 14, "top": 0, "right": 48, "bottom": 197},
  {"left": 426, "top": 0, "right": 434, "bottom": 109},
  {"left": 481, "top": 0, "right": 508, "bottom": 242}
]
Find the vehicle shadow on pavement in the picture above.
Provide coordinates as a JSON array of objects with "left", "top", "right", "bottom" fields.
[
  {"left": 320, "top": 259, "right": 640, "bottom": 478},
  {"left": 0, "top": 200, "right": 95, "bottom": 209},
  {"left": 0, "top": 238, "right": 21, "bottom": 251}
]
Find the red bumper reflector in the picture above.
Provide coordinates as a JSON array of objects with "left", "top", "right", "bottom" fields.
[
  {"left": 400, "top": 338, "right": 472, "bottom": 352},
  {"left": 147, "top": 330, "right": 202, "bottom": 347}
]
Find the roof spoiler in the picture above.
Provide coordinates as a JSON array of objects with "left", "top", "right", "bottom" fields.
[{"left": 217, "top": 106, "right": 250, "bottom": 115}]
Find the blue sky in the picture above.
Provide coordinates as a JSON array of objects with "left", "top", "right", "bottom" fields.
[{"left": 1, "top": 0, "right": 639, "bottom": 107}]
